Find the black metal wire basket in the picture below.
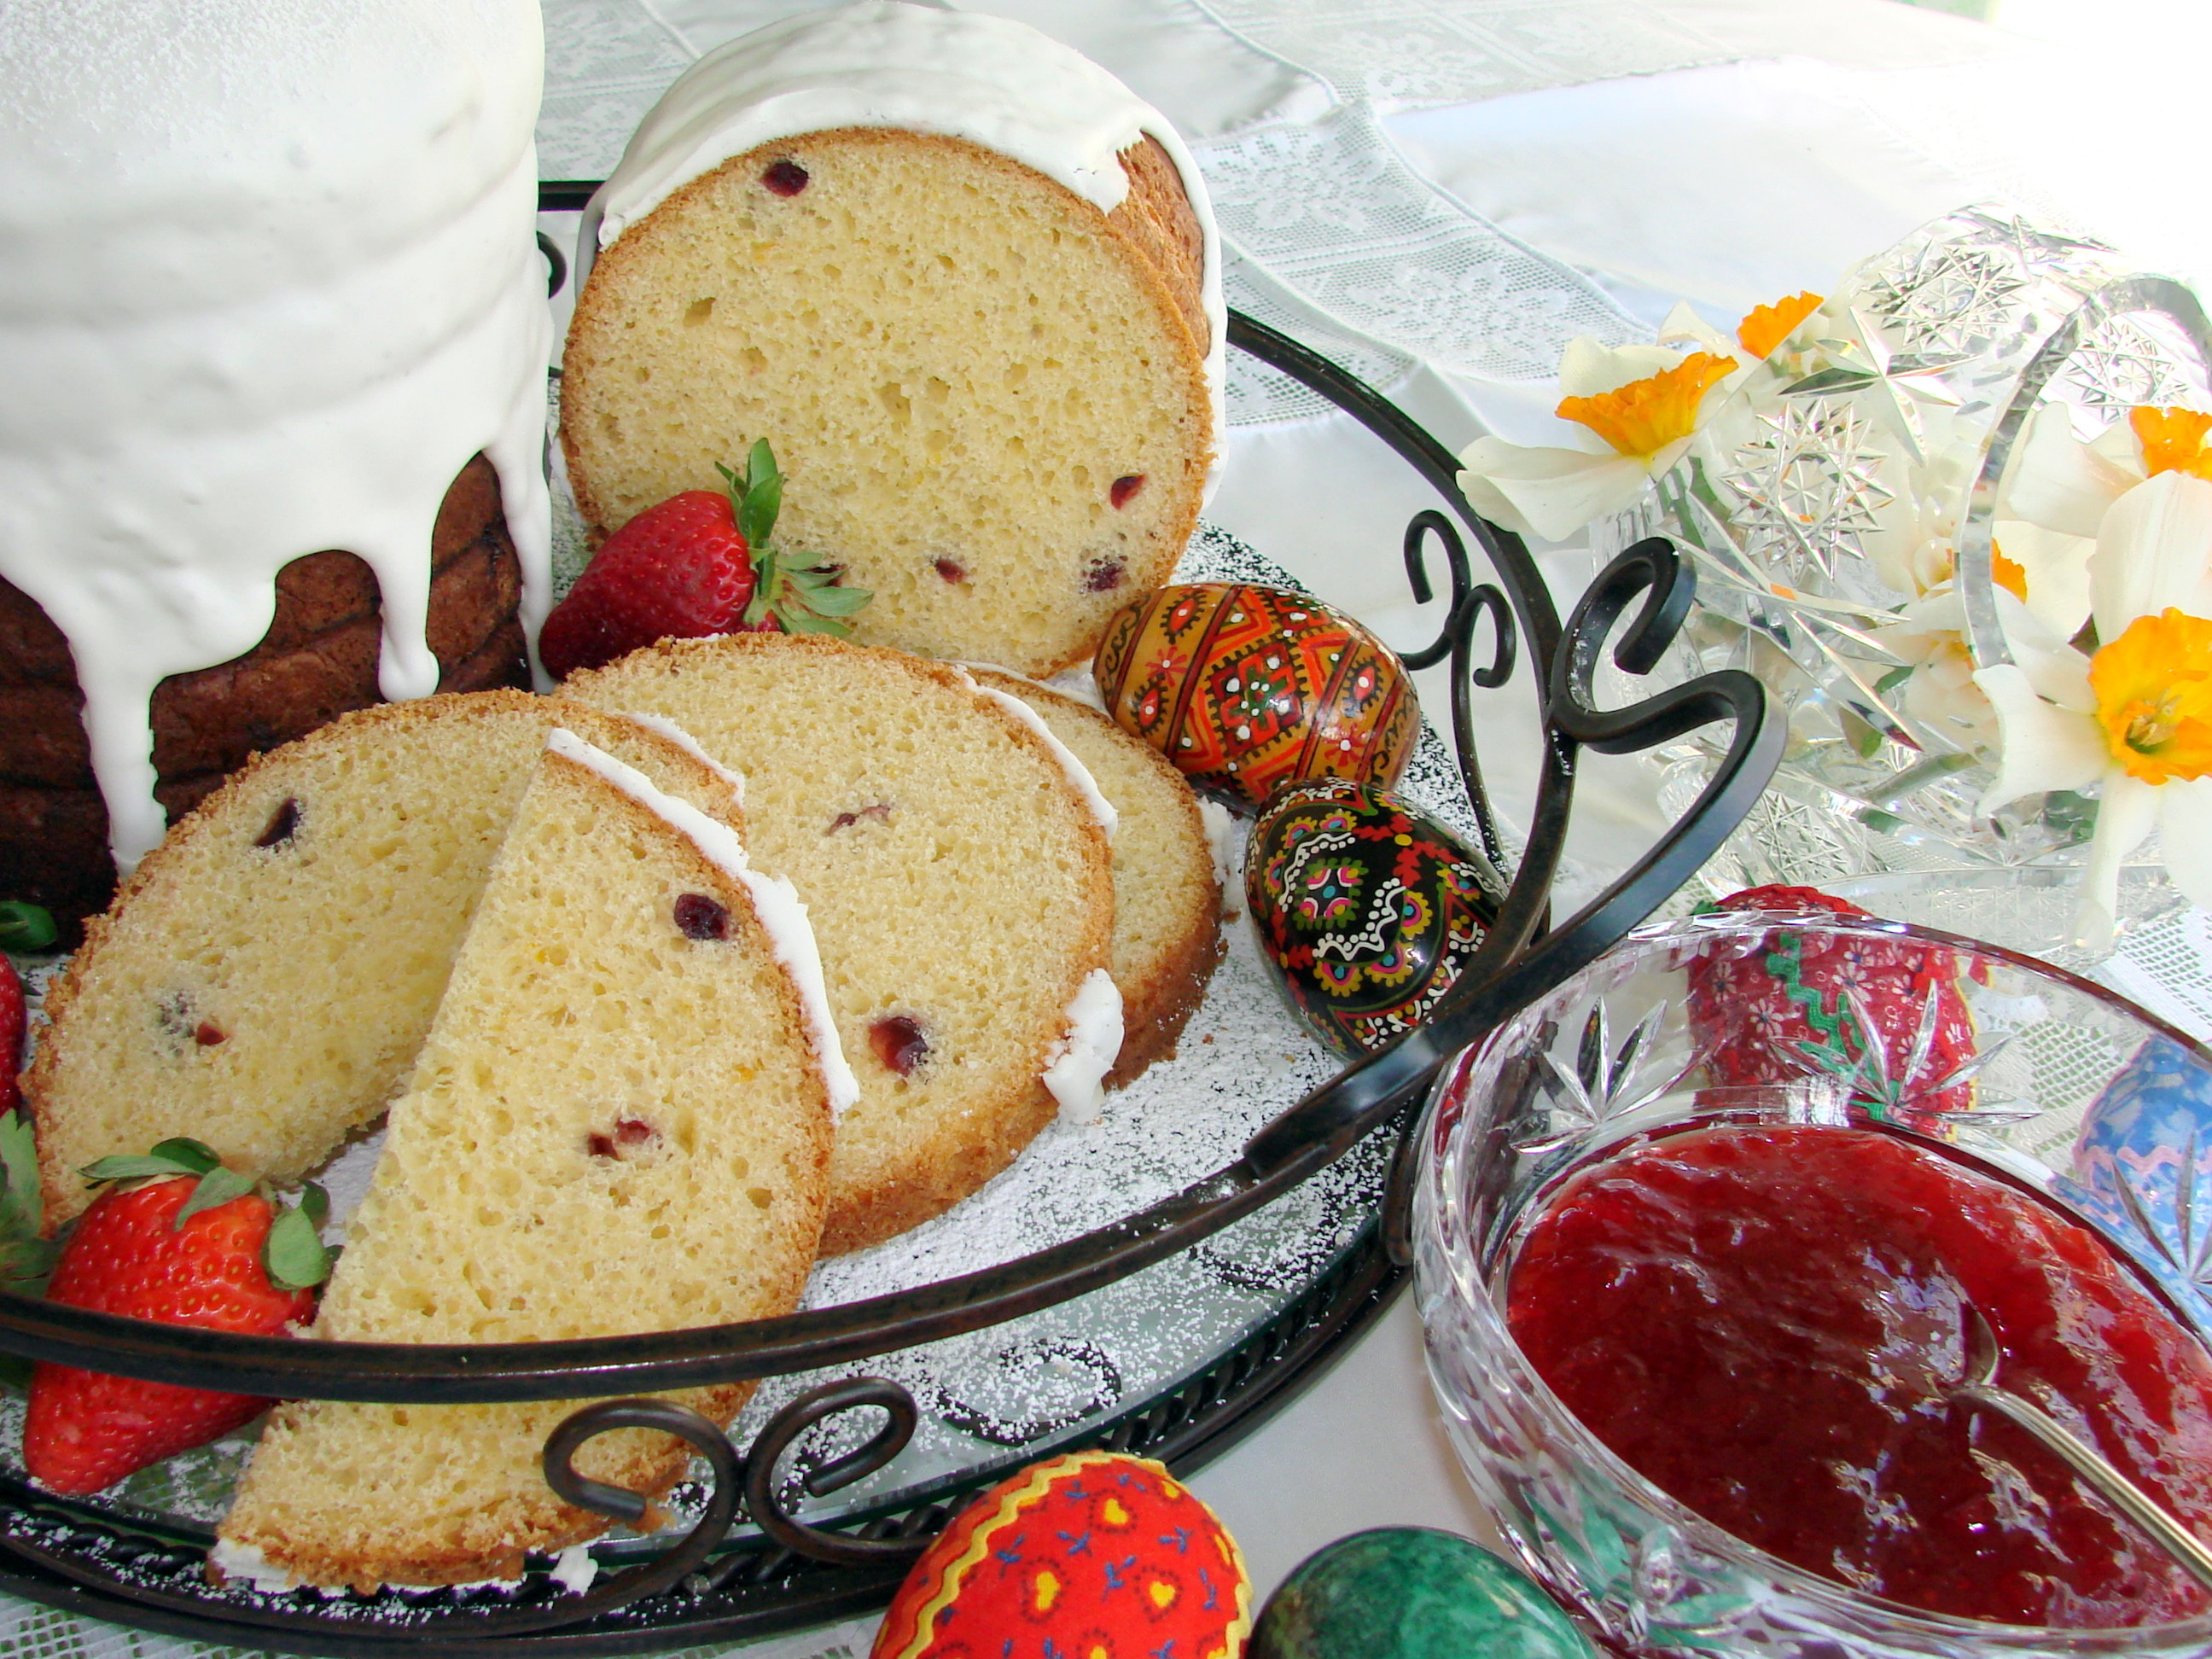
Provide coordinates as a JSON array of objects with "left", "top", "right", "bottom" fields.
[{"left": 0, "top": 194, "right": 1782, "bottom": 1656}]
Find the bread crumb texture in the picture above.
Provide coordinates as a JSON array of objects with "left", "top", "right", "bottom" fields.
[
  {"left": 26, "top": 693, "right": 748, "bottom": 1230},
  {"left": 562, "top": 129, "right": 1211, "bottom": 676},
  {"left": 566, "top": 633, "right": 1115, "bottom": 1251},
  {"left": 218, "top": 747, "right": 830, "bottom": 1589}
]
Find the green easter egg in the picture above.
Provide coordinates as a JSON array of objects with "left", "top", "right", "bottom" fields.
[{"left": 1250, "top": 1528, "right": 1597, "bottom": 1659}]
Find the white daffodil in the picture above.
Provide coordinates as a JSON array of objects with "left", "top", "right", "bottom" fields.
[
  {"left": 1974, "top": 468, "right": 2212, "bottom": 947},
  {"left": 1455, "top": 294, "right": 1833, "bottom": 544},
  {"left": 1455, "top": 339, "right": 1738, "bottom": 542},
  {"left": 2004, "top": 403, "right": 2212, "bottom": 539}
]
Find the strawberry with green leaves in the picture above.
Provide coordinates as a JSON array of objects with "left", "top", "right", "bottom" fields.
[
  {"left": 541, "top": 439, "right": 870, "bottom": 679},
  {"left": 15, "top": 1137, "right": 329, "bottom": 1495}
]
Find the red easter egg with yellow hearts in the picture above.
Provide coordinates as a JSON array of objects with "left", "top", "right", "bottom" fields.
[
  {"left": 870, "top": 1450, "right": 1251, "bottom": 1659},
  {"left": 1092, "top": 584, "right": 1417, "bottom": 812}
]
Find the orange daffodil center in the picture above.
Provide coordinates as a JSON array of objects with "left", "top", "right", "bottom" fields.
[
  {"left": 2131, "top": 405, "right": 2212, "bottom": 484},
  {"left": 1991, "top": 543, "right": 2029, "bottom": 601},
  {"left": 1555, "top": 352, "right": 1736, "bottom": 461},
  {"left": 2089, "top": 608, "right": 2212, "bottom": 783},
  {"left": 1736, "top": 291, "right": 1824, "bottom": 360}
]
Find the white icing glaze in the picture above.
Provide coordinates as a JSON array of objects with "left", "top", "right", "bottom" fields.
[
  {"left": 1199, "top": 799, "right": 1237, "bottom": 893},
  {"left": 544, "top": 730, "right": 859, "bottom": 1116},
  {"left": 582, "top": 1, "right": 1225, "bottom": 489},
  {"left": 953, "top": 667, "right": 1117, "bottom": 840},
  {"left": 1043, "top": 967, "right": 1123, "bottom": 1124},
  {"left": 549, "top": 1544, "right": 599, "bottom": 1595},
  {"left": 618, "top": 707, "right": 749, "bottom": 806},
  {"left": 207, "top": 1538, "right": 343, "bottom": 1598},
  {"left": 0, "top": 0, "right": 554, "bottom": 871}
]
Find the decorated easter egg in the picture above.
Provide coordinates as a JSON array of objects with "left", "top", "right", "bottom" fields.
[
  {"left": 2067, "top": 1033, "right": 2212, "bottom": 1330},
  {"left": 1092, "top": 584, "right": 1417, "bottom": 812},
  {"left": 870, "top": 1449, "right": 1251, "bottom": 1659},
  {"left": 1250, "top": 1529, "right": 1595, "bottom": 1659},
  {"left": 1246, "top": 781, "right": 1499, "bottom": 1059},
  {"left": 1685, "top": 886, "right": 1975, "bottom": 1115}
]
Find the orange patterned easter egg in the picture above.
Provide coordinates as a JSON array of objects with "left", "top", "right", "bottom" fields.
[
  {"left": 870, "top": 1450, "right": 1252, "bottom": 1659},
  {"left": 1092, "top": 584, "right": 1417, "bottom": 812}
]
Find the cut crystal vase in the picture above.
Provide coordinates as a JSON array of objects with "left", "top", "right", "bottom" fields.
[{"left": 1599, "top": 206, "right": 2212, "bottom": 903}]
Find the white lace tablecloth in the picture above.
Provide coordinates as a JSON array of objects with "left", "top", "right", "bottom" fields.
[{"left": 20, "top": 1, "right": 2212, "bottom": 1655}]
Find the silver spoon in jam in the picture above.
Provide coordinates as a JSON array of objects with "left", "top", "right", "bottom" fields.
[{"left": 1953, "top": 1301, "right": 2212, "bottom": 1592}]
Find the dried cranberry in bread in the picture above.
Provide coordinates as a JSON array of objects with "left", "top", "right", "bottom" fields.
[
  {"left": 563, "top": 633, "right": 1117, "bottom": 1253},
  {"left": 968, "top": 669, "right": 1222, "bottom": 1086},
  {"left": 561, "top": 3, "right": 1220, "bottom": 678},
  {"left": 217, "top": 736, "right": 836, "bottom": 1591},
  {"left": 26, "top": 693, "right": 749, "bottom": 1230}
]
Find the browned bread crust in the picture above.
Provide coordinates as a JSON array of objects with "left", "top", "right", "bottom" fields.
[{"left": 0, "top": 455, "right": 526, "bottom": 938}]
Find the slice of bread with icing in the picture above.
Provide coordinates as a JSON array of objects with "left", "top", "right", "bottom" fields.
[
  {"left": 26, "top": 691, "right": 748, "bottom": 1229},
  {"left": 967, "top": 669, "right": 1222, "bottom": 1086},
  {"left": 563, "top": 632, "right": 1117, "bottom": 1253},
  {"left": 216, "top": 734, "right": 838, "bottom": 1590}
]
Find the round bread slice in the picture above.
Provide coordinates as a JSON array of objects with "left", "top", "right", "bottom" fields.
[
  {"left": 26, "top": 690, "right": 749, "bottom": 1230},
  {"left": 563, "top": 633, "right": 1116, "bottom": 1254},
  {"left": 217, "top": 735, "right": 835, "bottom": 1591},
  {"left": 968, "top": 669, "right": 1223, "bottom": 1086},
  {"left": 562, "top": 123, "right": 1212, "bottom": 676}
]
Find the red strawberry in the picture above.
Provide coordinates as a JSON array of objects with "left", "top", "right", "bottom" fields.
[
  {"left": 541, "top": 439, "right": 870, "bottom": 679},
  {"left": 1687, "top": 884, "right": 1975, "bottom": 1116},
  {"left": 0, "top": 953, "right": 21, "bottom": 1118},
  {"left": 22, "top": 1142, "right": 329, "bottom": 1494}
]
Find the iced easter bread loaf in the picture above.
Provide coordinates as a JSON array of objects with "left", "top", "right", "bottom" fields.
[
  {"left": 564, "top": 633, "right": 1118, "bottom": 1253},
  {"left": 26, "top": 692, "right": 750, "bottom": 1229},
  {"left": 216, "top": 733, "right": 843, "bottom": 1590},
  {"left": 560, "top": 1, "right": 1220, "bottom": 677},
  {"left": 967, "top": 670, "right": 1223, "bottom": 1086},
  {"left": 1, "top": 0, "right": 551, "bottom": 933}
]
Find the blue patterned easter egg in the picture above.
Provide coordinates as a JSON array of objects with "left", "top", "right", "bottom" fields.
[
  {"left": 1245, "top": 780, "right": 1499, "bottom": 1059},
  {"left": 2066, "top": 1033, "right": 2212, "bottom": 1328}
]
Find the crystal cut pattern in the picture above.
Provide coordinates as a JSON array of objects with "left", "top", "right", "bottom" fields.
[{"left": 1599, "top": 206, "right": 2212, "bottom": 893}]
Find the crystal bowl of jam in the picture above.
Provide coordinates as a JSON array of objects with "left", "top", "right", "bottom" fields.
[{"left": 1416, "top": 907, "right": 2212, "bottom": 1658}]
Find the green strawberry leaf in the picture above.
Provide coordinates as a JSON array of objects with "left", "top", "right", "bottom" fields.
[
  {"left": 0, "top": 902, "right": 56, "bottom": 953},
  {"left": 0, "top": 1234, "right": 56, "bottom": 1289},
  {"left": 738, "top": 451, "right": 783, "bottom": 550},
  {"left": 298, "top": 1180, "right": 329, "bottom": 1230},
  {"left": 0, "top": 1111, "right": 41, "bottom": 1239},
  {"left": 792, "top": 579, "right": 872, "bottom": 616},
  {"left": 263, "top": 1204, "right": 331, "bottom": 1291},
  {"left": 170, "top": 1166, "right": 255, "bottom": 1231},
  {"left": 81, "top": 1135, "right": 223, "bottom": 1186}
]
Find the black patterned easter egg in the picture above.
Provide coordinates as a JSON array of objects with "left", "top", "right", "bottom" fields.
[
  {"left": 1092, "top": 583, "right": 1418, "bottom": 812},
  {"left": 1246, "top": 781, "right": 1499, "bottom": 1058}
]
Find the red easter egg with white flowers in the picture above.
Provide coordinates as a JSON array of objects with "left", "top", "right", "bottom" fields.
[
  {"left": 1092, "top": 584, "right": 1417, "bottom": 812},
  {"left": 870, "top": 1450, "right": 1251, "bottom": 1659}
]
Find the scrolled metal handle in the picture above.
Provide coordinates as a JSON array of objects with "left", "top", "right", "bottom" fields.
[{"left": 742, "top": 1378, "right": 933, "bottom": 1566}]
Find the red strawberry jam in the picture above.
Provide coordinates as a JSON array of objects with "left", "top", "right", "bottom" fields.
[{"left": 1508, "top": 1123, "right": 2212, "bottom": 1627}]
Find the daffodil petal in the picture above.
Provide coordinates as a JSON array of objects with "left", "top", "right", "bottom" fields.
[
  {"left": 2002, "top": 403, "right": 2138, "bottom": 538},
  {"left": 2156, "top": 776, "right": 2212, "bottom": 913},
  {"left": 1556, "top": 338, "right": 1685, "bottom": 399},
  {"left": 1993, "top": 518, "right": 2094, "bottom": 641},
  {"left": 1456, "top": 437, "right": 1615, "bottom": 539},
  {"left": 2090, "top": 469, "right": 2212, "bottom": 638},
  {"left": 1972, "top": 663, "right": 2109, "bottom": 808},
  {"left": 2075, "top": 771, "right": 2158, "bottom": 951},
  {"left": 1994, "top": 591, "right": 2095, "bottom": 713},
  {"left": 1488, "top": 453, "right": 1656, "bottom": 543},
  {"left": 1656, "top": 300, "right": 1743, "bottom": 363}
]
